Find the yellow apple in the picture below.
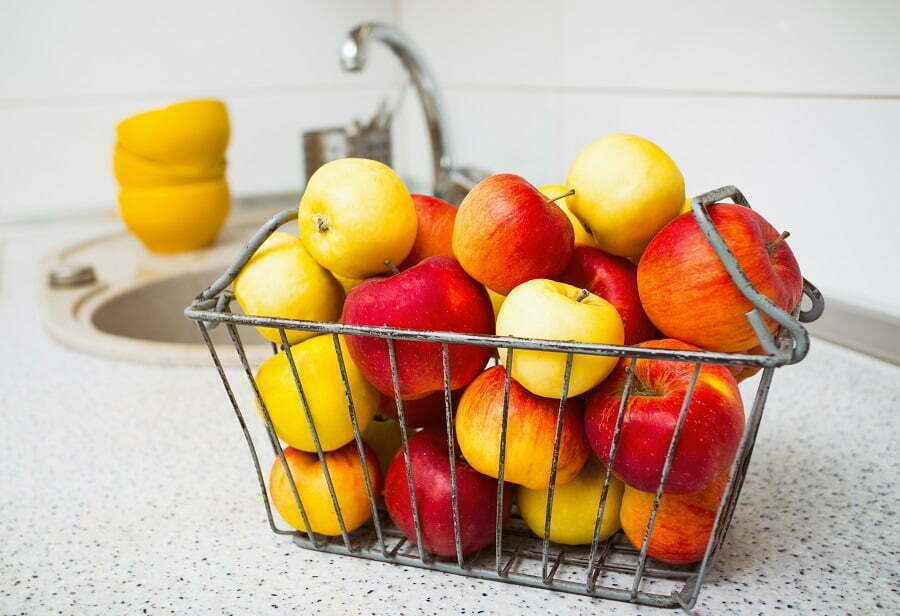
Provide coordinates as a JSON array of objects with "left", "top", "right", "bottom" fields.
[
  {"left": 538, "top": 184, "right": 597, "bottom": 248},
  {"left": 298, "top": 158, "right": 417, "bottom": 279},
  {"left": 233, "top": 232, "right": 344, "bottom": 344},
  {"left": 566, "top": 134, "right": 684, "bottom": 257},
  {"left": 270, "top": 443, "right": 382, "bottom": 535},
  {"left": 517, "top": 458, "right": 624, "bottom": 545},
  {"left": 485, "top": 286, "right": 506, "bottom": 319},
  {"left": 496, "top": 279, "right": 624, "bottom": 398},
  {"left": 256, "top": 334, "right": 379, "bottom": 452},
  {"left": 362, "top": 416, "right": 402, "bottom": 475},
  {"left": 681, "top": 196, "right": 692, "bottom": 214}
]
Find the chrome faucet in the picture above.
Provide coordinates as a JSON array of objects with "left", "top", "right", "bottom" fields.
[{"left": 340, "top": 22, "right": 487, "bottom": 203}]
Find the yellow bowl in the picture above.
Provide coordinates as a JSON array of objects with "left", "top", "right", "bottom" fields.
[
  {"left": 116, "top": 99, "right": 230, "bottom": 166},
  {"left": 113, "top": 144, "right": 225, "bottom": 188},
  {"left": 118, "top": 180, "right": 230, "bottom": 253}
]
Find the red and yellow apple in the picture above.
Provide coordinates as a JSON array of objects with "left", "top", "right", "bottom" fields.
[
  {"left": 637, "top": 203, "right": 803, "bottom": 352},
  {"left": 620, "top": 469, "right": 729, "bottom": 564},
  {"left": 517, "top": 458, "right": 624, "bottom": 545},
  {"left": 384, "top": 428, "right": 512, "bottom": 557},
  {"left": 453, "top": 173, "right": 574, "bottom": 295},
  {"left": 270, "top": 442, "right": 382, "bottom": 535},
  {"left": 400, "top": 194, "right": 457, "bottom": 269},
  {"left": 583, "top": 339, "right": 745, "bottom": 494},
  {"left": 455, "top": 366, "right": 590, "bottom": 489},
  {"left": 559, "top": 245, "right": 657, "bottom": 345},
  {"left": 256, "top": 334, "right": 379, "bottom": 452},
  {"left": 341, "top": 256, "right": 494, "bottom": 399},
  {"left": 496, "top": 279, "right": 624, "bottom": 398}
]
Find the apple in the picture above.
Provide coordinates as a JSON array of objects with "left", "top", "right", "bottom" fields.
[
  {"left": 517, "top": 458, "right": 624, "bottom": 545},
  {"left": 384, "top": 428, "right": 512, "bottom": 557},
  {"left": 558, "top": 245, "right": 657, "bottom": 345},
  {"left": 341, "top": 256, "right": 494, "bottom": 399},
  {"left": 455, "top": 366, "right": 590, "bottom": 489},
  {"left": 378, "top": 389, "right": 463, "bottom": 429},
  {"left": 298, "top": 158, "right": 417, "bottom": 279},
  {"left": 269, "top": 442, "right": 382, "bottom": 536},
  {"left": 495, "top": 279, "right": 623, "bottom": 398},
  {"left": 729, "top": 345, "right": 763, "bottom": 382},
  {"left": 566, "top": 134, "right": 684, "bottom": 257},
  {"left": 583, "top": 339, "right": 745, "bottom": 494},
  {"left": 256, "top": 334, "right": 379, "bottom": 452},
  {"left": 537, "top": 184, "right": 597, "bottom": 248},
  {"left": 452, "top": 173, "right": 574, "bottom": 295},
  {"left": 637, "top": 203, "right": 803, "bottom": 352},
  {"left": 234, "top": 232, "right": 344, "bottom": 344},
  {"left": 620, "top": 469, "right": 729, "bottom": 564},
  {"left": 400, "top": 194, "right": 457, "bottom": 269},
  {"left": 362, "top": 416, "right": 403, "bottom": 476},
  {"left": 485, "top": 286, "right": 505, "bottom": 319}
]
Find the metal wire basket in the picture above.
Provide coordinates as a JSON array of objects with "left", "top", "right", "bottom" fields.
[{"left": 184, "top": 185, "right": 825, "bottom": 611}]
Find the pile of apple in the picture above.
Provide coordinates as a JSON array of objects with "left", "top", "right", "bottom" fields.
[{"left": 238, "top": 133, "right": 803, "bottom": 565}]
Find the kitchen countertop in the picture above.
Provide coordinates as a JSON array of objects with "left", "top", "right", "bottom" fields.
[{"left": 1, "top": 215, "right": 898, "bottom": 615}]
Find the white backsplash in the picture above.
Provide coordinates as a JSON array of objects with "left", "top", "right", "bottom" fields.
[{"left": 1, "top": 0, "right": 898, "bottom": 315}]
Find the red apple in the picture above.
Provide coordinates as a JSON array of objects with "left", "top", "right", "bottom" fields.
[
  {"left": 455, "top": 366, "right": 590, "bottom": 489},
  {"left": 452, "top": 173, "right": 574, "bottom": 295},
  {"left": 637, "top": 203, "right": 803, "bottom": 352},
  {"left": 558, "top": 245, "right": 657, "bottom": 345},
  {"left": 384, "top": 428, "right": 512, "bottom": 557},
  {"left": 378, "top": 389, "right": 463, "bottom": 429},
  {"left": 400, "top": 194, "right": 457, "bottom": 269},
  {"left": 341, "top": 256, "right": 494, "bottom": 399},
  {"left": 583, "top": 339, "right": 745, "bottom": 494}
]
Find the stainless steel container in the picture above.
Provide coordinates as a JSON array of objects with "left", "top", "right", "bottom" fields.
[{"left": 302, "top": 122, "right": 392, "bottom": 183}]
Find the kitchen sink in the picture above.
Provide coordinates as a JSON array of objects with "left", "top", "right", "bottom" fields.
[{"left": 41, "top": 206, "right": 280, "bottom": 366}]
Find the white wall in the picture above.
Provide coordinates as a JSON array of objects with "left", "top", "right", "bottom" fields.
[
  {"left": 2, "top": 0, "right": 898, "bottom": 316},
  {"left": 392, "top": 0, "right": 900, "bottom": 316}
]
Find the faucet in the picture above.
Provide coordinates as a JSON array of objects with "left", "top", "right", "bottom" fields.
[{"left": 341, "top": 22, "right": 473, "bottom": 201}]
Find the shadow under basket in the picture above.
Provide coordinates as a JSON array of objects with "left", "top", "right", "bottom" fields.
[{"left": 184, "top": 185, "right": 825, "bottom": 611}]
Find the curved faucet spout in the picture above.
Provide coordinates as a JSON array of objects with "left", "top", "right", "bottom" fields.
[{"left": 340, "top": 22, "right": 453, "bottom": 198}]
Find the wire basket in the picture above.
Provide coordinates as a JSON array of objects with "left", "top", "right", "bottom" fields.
[{"left": 184, "top": 185, "right": 825, "bottom": 611}]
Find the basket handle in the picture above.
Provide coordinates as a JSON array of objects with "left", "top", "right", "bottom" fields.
[{"left": 689, "top": 185, "right": 824, "bottom": 365}]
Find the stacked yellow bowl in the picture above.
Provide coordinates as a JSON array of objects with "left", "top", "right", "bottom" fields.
[{"left": 114, "top": 99, "right": 231, "bottom": 253}]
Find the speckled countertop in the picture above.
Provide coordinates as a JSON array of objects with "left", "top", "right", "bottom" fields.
[{"left": 1, "top": 216, "right": 898, "bottom": 615}]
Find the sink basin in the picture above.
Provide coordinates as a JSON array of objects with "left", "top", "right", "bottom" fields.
[{"left": 41, "top": 206, "right": 284, "bottom": 366}]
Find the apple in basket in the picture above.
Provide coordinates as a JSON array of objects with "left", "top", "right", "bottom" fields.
[
  {"left": 455, "top": 365, "right": 590, "bottom": 489},
  {"left": 452, "top": 173, "right": 574, "bottom": 295},
  {"left": 583, "top": 339, "right": 745, "bottom": 494},
  {"left": 620, "top": 469, "right": 730, "bottom": 564},
  {"left": 269, "top": 442, "right": 382, "bottom": 536},
  {"left": 637, "top": 203, "right": 803, "bottom": 352},
  {"left": 341, "top": 256, "right": 495, "bottom": 399},
  {"left": 384, "top": 428, "right": 512, "bottom": 557},
  {"left": 400, "top": 194, "right": 458, "bottom": 269}
]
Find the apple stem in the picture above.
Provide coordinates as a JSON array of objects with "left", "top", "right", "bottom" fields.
[
  {"left": 576, "top": 288, "right": 590, "bottom": 302},
  {"left": 548, "top": 189, "right": 575, "bottom": 204},
  {"left": 384, "top": 259, "right": 400, "bottom": 275},
  {"left": 767, "top": 230, "right": 791, "bottom": 254},
  {"left": 315, "top": 214, "right": 329, "bottom": 233}
]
